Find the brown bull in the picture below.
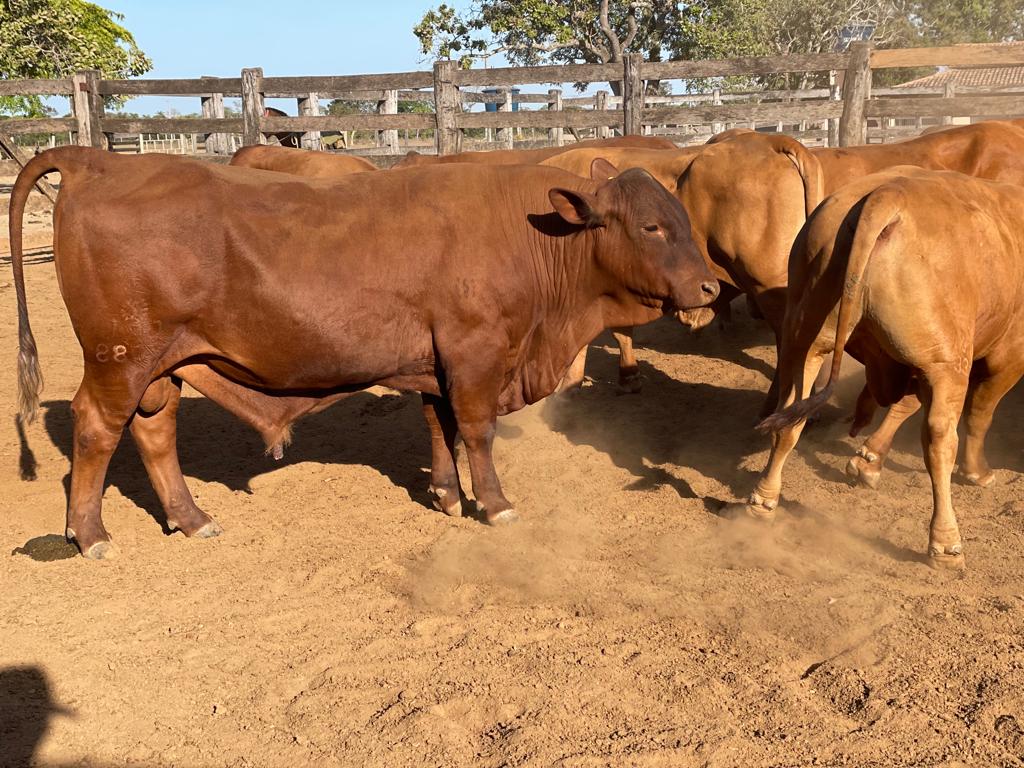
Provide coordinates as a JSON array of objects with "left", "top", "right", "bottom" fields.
[
  {"left": 11, "top": 148, "right": 718, "bottom": 559},
  {"left": 229, "top": 145, "right": 378, "bottom": 176},
  {"left": 747, "top": 167, "right": 1024, "bottom": 569},
  {"left": 395, "top": 135, "right": 676, "bottom": 167}
]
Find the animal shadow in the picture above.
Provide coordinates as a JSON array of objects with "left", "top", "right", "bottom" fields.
[
  {"left": 545, "top": 325, "right": 769, "bottom": 502},
  {"left": 40, "top": 391, "right": 434, "bottom": 531},
  {"left": 0, "top": 666, "right": 72, "bottom": 768}
]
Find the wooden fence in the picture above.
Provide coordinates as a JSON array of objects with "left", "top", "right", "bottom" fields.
[{"left": 1, "top": 42, "right": 1023, "bottom": 159}]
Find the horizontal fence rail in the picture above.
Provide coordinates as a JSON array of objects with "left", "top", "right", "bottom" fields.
[{"left": 0, "top": 42, "right": 1022, "bottom": 161}]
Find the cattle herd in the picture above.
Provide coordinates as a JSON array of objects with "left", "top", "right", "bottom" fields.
[{"left": 10, "top": 118, "right": 1024, "bottom": 571}]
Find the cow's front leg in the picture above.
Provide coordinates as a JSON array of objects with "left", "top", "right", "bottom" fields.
[
  {"left": 130, "top": 376, "right": 222, "bottom": 538},
  {"left": 457, "top": 416, "right": 516, "bottom": 525},
  {"left": 421, "top": 394, "right": 463, "bottom": 517},
  {"left": 612, "top": 327, "right": 641, "bottom": 393}
]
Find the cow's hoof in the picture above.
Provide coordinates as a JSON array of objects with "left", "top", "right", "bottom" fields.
[
  {"left": 82, "top": 540, "right": 118, "bottom": 561},
  {"left": 616, "top": 374, "right": 643, "bottom": 395},
  {"left": 430, "top": 486, "right": 463, "bottom": 518},
  {"left": 743, "top": 492, "right": 777, "bottom": 523},
  {"left": 928, "top": 543, "right": 965, "bottom": 571},
  {"left": 191, "top": 521, "right": 224, "bottom": 539},
  {"left": 962, "top": 470, "right": 995, "bottom": 488},
  {"left": 846, "top": 449, "right": 881, "bottom": 489},
  {"left": 487, "top": 509, "right": 519, "bottom": 526}
]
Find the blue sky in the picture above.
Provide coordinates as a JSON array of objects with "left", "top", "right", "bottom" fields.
[{"left": 103, "top": 0, "right": 478, "bottom": 114}]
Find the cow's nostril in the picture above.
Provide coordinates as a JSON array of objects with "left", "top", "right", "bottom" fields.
[{"left": 701, "top": 281, "right": 719, "bottom": 298}]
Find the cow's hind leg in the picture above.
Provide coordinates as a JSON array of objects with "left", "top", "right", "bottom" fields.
[
  {"left": 960, "top": 363, "right": 1023, "bottom": 487},
  {"left": 67, "top": 368, "right": 152, "bottom": 559},
  {"left": 421, "top": 394, "right": 463, "bottom": 517},
  {"left": 847, "top": 390, "right": 921, "bottom": 489},
  {"left": 918, "top": 368, "right": 969, "bottom": 569},
  {"left": 129, "top": 376, "right": 222, "bottom": 538},
  {"left": 746, "top": 350, "right": 827, "bottom": 520}
]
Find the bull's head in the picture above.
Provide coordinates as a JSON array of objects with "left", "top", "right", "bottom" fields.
[{"left": 548, "top": 158, "right": 719, "bottom": 313}]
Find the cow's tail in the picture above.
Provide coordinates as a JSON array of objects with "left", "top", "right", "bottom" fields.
[
  {"left": 758, "top": 186, "right": 904, "bottom": 433},
  {"left": 10, "top": 148, "right": 74, "bottom": 425},
  {"left": 765, "top": 134, "right": 824, "bottom": 218}
]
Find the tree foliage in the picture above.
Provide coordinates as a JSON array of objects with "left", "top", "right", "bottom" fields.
[
  {"left": 415, "top": 1, "right": 685, "bottom": 69},
  {"left": 414, "top": 0, "right": 1022, "bottom": 90},
  {"left": 0, "top": 0, "right": 151, "bottom": 116}
]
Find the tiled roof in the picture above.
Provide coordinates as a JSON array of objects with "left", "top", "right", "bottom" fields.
[
  {"left": 894, "top": 42, "right": 1024, "bottom": 88},
  {"left": 896, "top": 66, "right": 1024, "bottom": 88}
]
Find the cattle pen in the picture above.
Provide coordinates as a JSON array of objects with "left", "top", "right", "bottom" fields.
[{"left": 2, "top": 41, "right": 1024, "bottom": 170}]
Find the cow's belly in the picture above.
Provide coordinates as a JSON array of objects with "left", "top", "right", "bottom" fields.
[{"left": 189, "top": 296, "right": 438, "bottom": 393}]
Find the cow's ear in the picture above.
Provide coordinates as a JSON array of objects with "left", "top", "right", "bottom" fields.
[
  {"left": 590, "top": 157, "right": 620, "bottom": 181},
  {"left": 548, "top": 188, "right": 604, "bottom": 227}
]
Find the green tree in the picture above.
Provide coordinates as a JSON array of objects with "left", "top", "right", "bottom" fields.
[
  {"left": 0, "top": 0, "right": 152, "bottom": 116},
  {"left": 414, "top": 1, "right": 685, "bottom": 92}
]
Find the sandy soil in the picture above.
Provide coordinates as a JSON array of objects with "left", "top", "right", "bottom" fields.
[{"left": 1, "top": 171, "right": 1024, "bottom": 768}]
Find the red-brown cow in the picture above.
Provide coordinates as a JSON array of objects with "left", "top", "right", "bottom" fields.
[
  {"left": 230, "top": 145, "right": 378, "bottom": 176},
  {"left": 394, "top": 135, "right": 677, "bottom": 167},
  {"left": 11, "top": 148, "right": 718, "bottom": 559},
  {"left": 748, "top": 167, "right": 1024, "bottom": 569}
]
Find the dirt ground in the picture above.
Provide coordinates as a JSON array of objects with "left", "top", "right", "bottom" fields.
[{"left": 1, "top": 169, "right": 1023, "bottom": 768}]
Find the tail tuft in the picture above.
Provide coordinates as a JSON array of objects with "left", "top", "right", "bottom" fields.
[
  {"left": 17, "top": 326, "right": 43, "bottom": 425},
  {"left": 757, "top": 383, "right": 835, "bottom": 433}
]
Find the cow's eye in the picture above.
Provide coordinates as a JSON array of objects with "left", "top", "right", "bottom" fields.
[{"left": 643, "top": 224, "right": 660, "bottom": 233}]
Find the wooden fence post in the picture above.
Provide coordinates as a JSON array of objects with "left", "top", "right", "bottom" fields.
[
  {"left": 942, "top": 81, "right": 957, "bottom": 125},
  {"left": 838, "top": 41, "right": 872, "bottom": 147},
  {"left": 71, "top": 70, "right": 105, "bottom": 149},
  {"left": 433, "top": 60, "right": 460, "bottom": 155},
  {"left": 595, "top": 90, "right": 610, "bottom": 139},
  {"left": 547, "top": 88, "right": 564, "bottom": 146},
  {"left": 241, "top": 67, "right": 265, "bottom": 146},
  {"left": 827, "top": 71, "right": 840, "bottom": 147},
  {"left": 298, "top": 92, "right": 321, "bottom": 150},
  {"left": 200, "top": 76, "right": 226, "bottom": 154},
  {"left": 623, "top": 54, "right": 644, "bottom": 136},
  {"left": 378, "top": 89, "right": 399, "bottom": 152},
  {"left": 711, "top": 88, "right": 723, "bottom": 135},
  {"left": 497, "top": 87, "right": 514, "bottom": 149}
]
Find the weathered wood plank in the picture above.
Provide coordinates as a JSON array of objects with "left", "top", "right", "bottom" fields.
[
  {"left": 0, "top": 79, "right": 74, "bottom": 96},
  {"left": 644, "top": 53, "right": 849, "bottom": 80},
  {"left": 102, "top": 118, "right": 244, "bottom": 134},
  {"left": 452, "top": 63, "right": 621, "bottom": 87},
  {"left": 642, "top": 101, "right": 844, "bottom": 125},
  {"left": 261, "top": 72, "right": 434, "bottom": 94},
  {"left": 457, "top": 110, "right": 624, "bottom": 130},
  {"left": 261, "top": 114, "right": 435, "bottom": 132},
  {"left": 872, "top": 44, "right": 1024, "bottom": 69},
  {"left": 97, "top": 77, "right": 242, "bottom": 96},
  {"left": 864, "top": 94, "right": 1024, "bottom": 118},
  {"left": 839, "top": 42, "right": 873, "bottom": 147},
  {"left": 0, "top": 118, "right": 77, "bottom": 135}
]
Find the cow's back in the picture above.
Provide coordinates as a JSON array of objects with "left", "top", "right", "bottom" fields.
[{"left": 813, "top": 120, "right": 1024, "bottom": 193}]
